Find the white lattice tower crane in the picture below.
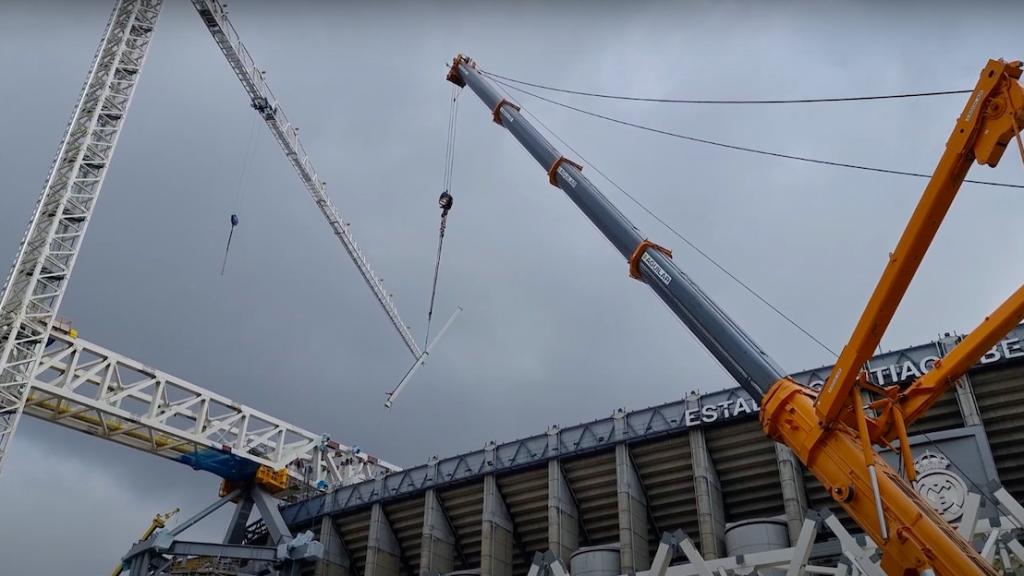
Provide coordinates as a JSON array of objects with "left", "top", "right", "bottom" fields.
[
  {"left": 0, "top": 0, "right": 415, "bottom": 487},
  {"left": 0, "top": 0, "right": 163, "bottom": 473}
]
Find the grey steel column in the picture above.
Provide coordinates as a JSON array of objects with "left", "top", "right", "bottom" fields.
[
  {"left": 251, "top": 486, "right": 294, "bottom": 546},
  {"left": 939, "top": 336, "right": 983, "bottom": 427},
  {"left": 127, "top": 552, "right": 149, "bottom": 576},
  {"left": 223, "top": 496, "right": 255, "bottom": 545},
  {"left": 687, "top": 395, "right": 726, "bottom": 558},
  {"left": 421, "top": 489, "right": 457, "bottom": 576},
  {"left": 481, "top": 475, "right": 515, "bottom": 576},
  {"left": 616, "top": 442, "right": 650, "bottom": 572},
  {"left": 366, "top": 503, "right": 402, "bottom": 576},
  {"left": 316, "top": 517, "right": 352, "bottom": 576},
  {"left": 774, "top": 443, "right": 808, "bottom": 544}
]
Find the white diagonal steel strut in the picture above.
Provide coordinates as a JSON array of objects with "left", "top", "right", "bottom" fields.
[
  {"left": 191, "top": 0, "right": 422, "bottom": 358},
  {"left": 27, "top": 322, "right": 399, "bottom": 492},
  {"left": 0, "top": 0, "right": 163, "bottom": 475}
]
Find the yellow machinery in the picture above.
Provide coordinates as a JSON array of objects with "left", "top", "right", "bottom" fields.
[{"left": 112, "top": 508, "right": 179, "bottom": 576}]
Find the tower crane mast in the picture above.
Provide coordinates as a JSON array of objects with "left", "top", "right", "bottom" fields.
[
  {"left": 449, "top": 55, "right": 1024, "bottom": 575},
  {"left": 0, "top": 0, "right": 163, "bottom": 475}
]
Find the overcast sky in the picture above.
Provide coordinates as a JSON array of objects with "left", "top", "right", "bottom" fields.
[{"left": 1, "top": 1, "right": 1023, "bottom": 574}]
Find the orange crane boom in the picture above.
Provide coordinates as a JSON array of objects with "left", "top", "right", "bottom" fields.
[
  {"left": 765, "top": 58, "right": 1024, "bottom": 576},
  {"left": 816, "top": 59, "right": 1024, "bottom": 425},
  {"left": 450, "top": 55, "right": 1024, "bottom": 575}
]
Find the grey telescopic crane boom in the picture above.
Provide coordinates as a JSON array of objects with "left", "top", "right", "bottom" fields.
[{"left": 447, "top": 56, "right": 783, "bottom": 401}]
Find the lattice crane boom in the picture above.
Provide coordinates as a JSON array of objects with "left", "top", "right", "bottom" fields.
[
  {"left": 0, "top": 0, "right": 163, "bottom": 475},
  {"left": 0, "top": 0, "right": 402, "bottom": 489},
  {"left": 29, "top": 322, "right": 398, "bottom": 493},
  {"left": 191, "top": 0, "right": 421, "bottom": 358}
]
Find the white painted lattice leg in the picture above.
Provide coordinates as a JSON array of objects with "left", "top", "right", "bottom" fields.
[{"left": 0, "top": 0, "right": 163, "bottom": 474}]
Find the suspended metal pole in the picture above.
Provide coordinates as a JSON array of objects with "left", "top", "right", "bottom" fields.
[
  {"left": 447, "top": 56, "right": 782, "bottom": 401},
  {"left": 386, "top": 306, "right": 462, "bottom": 409}
]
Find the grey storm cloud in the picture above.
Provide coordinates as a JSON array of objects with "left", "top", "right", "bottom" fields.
[{"left": 1, "top": 1, "right": 1022, "bottom": 574}]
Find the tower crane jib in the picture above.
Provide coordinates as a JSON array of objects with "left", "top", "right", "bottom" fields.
[{"left": 191, "top": 0, "right": 421, "bottom": 358}]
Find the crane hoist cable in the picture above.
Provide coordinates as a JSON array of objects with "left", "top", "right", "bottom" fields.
[
  {"left": 424, "top": 86, "right": 461, "bottom": 348},
  {"left": 492, "top": 78, "right": 1024, "bottom": 190},
  {"left": 220, "top": 114, "right": 259, "bottom": 276},
  {"left": 480, "top": 68, "right": 973, "bottom": 104},
  {"left": 220, "top": 213, "right": 240, "bottom": 276},
  {"left": 383, "top": 87, "right": 465, "bottom": 410},
  {"left": 425, "top": 191, "right": 453, "bottom": 348}
]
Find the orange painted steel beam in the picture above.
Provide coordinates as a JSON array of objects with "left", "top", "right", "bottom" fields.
[
  {"left": 885, "top": 282, "right": 1024, "bottom": 439},
  {"left": 817, "top": 59, "right": 1024, "bottom": 424}
]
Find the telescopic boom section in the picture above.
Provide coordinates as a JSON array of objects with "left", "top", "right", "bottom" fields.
[{"left": 447, "top": 55, "right": 783, "bottom": 402}]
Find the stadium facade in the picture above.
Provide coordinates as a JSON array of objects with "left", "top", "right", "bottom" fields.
[{"left": 278, "top": 325, "right": 1024, "bottom": 575}]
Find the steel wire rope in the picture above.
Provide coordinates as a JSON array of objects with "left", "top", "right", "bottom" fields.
[
  {"left": 490, "top": 79, "right": 1024, "bottom": 190},
  {"left": 480, "top": 69, "right": 973, "bottom": 105},
  {"left": 440, "top": 85, "right": 458, "bottom": 198},
  {"left": 489, "top": 82, "right": 839, "bottom": 357},
  {"left": 234, "top": 112, "right": 260, "bottom": 215},
  {"left": 221, "top": 114, "right": 260, "bottom": 276},
  {"left": 425, "top": 87, "right": 461, "bottom": 349}
]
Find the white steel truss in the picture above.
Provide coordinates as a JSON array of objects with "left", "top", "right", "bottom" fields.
[
  {"left": 26, "top": 322, "right": 399, "bottom": 492},
  {"left": 0, "top": 0, "right": 163, "bottom": 474},
  {"left": 0, "top": 0, "right": 407, "bottom": 488},
  {"left": 191, "top": 0, "right": 422, "bottom": 358}
]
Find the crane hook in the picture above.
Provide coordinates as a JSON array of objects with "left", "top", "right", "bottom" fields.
[
  {"left": 439, "top": 190, "right": 454, "bottom": 214},
  {"left": 220, "top": 214, "right": 240, "bottom": 276}
]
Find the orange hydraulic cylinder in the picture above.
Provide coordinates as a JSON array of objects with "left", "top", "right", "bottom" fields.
[{"left": 761, "top": 379, "right": 996, "bottom": 576}]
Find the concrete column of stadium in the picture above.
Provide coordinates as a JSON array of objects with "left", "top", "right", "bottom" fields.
[
  {"left": 316, "top": 516, "right": 352, "bottom": 576},
  {"left": 614, "top": 410, "right": 651, "bottom": 572},
  {"left": 547, "top": 426, "right": 579, "bottom": 563},
  {"left": 421, "top": 489, "right": 457, "bottom": 575},
  {"left": 481, "top": 474, "right": 515, "bottom": 576},
  {"left": 686, "top": 393, "right": 727, "bottom": 558},
  {"left": 366, "top": 503, "right": 402, "bottom": 576},
  {"left": 774, "top": 443, "right": 809, "bottom": 544},
  {"left": 938, "top": 335, "right": 984, "bottom": 427}
]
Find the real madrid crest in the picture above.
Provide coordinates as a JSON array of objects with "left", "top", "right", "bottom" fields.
[{"left": 913, "top": 450, "right": 969, "bottom": 522}]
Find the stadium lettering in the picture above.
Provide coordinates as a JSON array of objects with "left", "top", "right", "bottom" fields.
[
  {"left": 806, "top": 336, "right": 1024, "bottom": 389},
  {"left": 684, "top": 396, "right": 760, "bottom": 426}
]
